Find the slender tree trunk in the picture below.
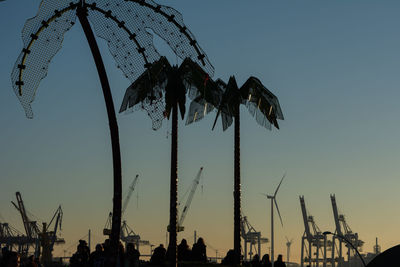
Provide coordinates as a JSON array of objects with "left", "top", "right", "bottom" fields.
[
  {"left": 234, "top": 107, "right": 241, "bottom": 265},
  {"left": 77, "top": 6, "right": 122, "bottom": 262},
  {"left": 169, "top": 103, "right": 178, "bottom": 267}
]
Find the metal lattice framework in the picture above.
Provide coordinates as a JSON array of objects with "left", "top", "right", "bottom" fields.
[{"left": 11, "top": 0, "right": 214, "bottom": 118}]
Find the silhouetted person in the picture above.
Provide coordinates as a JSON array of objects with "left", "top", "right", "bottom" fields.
[
  {"left": 125, "top": 243, "right": 140, "bottom": 267},
  {"left": 192, "top": 237, "right": 207, "bottom": 262},
  {"left": 150, "top": 244, "right": 166, "bottom": 265},
  {"left": 89, "top": 244, "right": 106, "bottom": 267},
  {"left": 221, "top": 249, "right": 235, "bottom": 265},
  {"left": 177, "top": 239, "right": 191, "bottom": 261},
  {"left": 251, "top": 254, "right": 261, "bottom": 267},
  {"left": 261, "top": 254, "right": 272, "bottom": 267},
  {"left": 274, "top": 254, "right": 286, "bottom": 267},
  {"left": 70, "top": 240, "right": 90, "bottom": 267}
]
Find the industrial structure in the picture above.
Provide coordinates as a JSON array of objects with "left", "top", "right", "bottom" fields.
[
  {"left": 103, "top": 175, "right": 150, "bottom": 250},
  {"left": 299, "top": 196, "right": 332, "bottom": 267},
  {"left": 0, "top": 192, "right": 64, "bottom": 265},
  {"left": 330, "top": 194, "right": 364, "bottom": 267},
  {"left": 166, "top": 167, "right": 204, "bottom": 233},
  {"left": 240, "top": 214, "right": 268, "bottom": 261}
]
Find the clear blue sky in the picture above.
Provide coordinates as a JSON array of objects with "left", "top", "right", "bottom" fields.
[{"left": 1, "top": 0, "right": 400, "bottom": 263}]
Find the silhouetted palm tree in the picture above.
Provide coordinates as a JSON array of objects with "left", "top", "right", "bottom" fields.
[
  {"left": 119, "top": 56, "right": 217, "bottom": 266},
  {"left": 188, "top": 75, "right": 284, "bottom": 265},
  {"left": 11, "top": 0, "right": 213, "bottom": 261}
]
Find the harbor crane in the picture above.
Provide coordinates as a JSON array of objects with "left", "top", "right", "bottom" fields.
[
  {"left": 330, "top": 194, "right": 364, "bottom": 267},
  {"left": 177, "top": 167, "right": 204, "bottom": 232},
  {"left": 0, "top": 222, "right": 31, "bottom": 254},
  {"left": 104, "top": 175, "right": 150, "bottom": 250},
  {"left": 300, "top": 196, "right": 332, "bottom": 267},
  {"left": 11, "top": 192, "right": 64, "bottom": 263},
  {"left": 240, "top": 214, "right": 269, "bottom": 261},
  {"left": 167, "top": 167, "right": 204, "bottom": 232}
]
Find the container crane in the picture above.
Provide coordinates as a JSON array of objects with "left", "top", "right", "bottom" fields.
[
  {"left": 330, "top": 194, "right": 364, "bottom": 267},
  {"left": 300, "top": 196, "right": 331, "bottom": 267},
  {"left": 240, "top": 214, "right": 268, "bottom": 261}
]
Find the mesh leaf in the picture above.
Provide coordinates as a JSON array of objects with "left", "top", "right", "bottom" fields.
[
  {"left": 11, "top": 0, "right": 78, "bottom": 118},
  {"left": 241, "top": 77, "right": 284, "bottom": 130},
  {"left": 119, "top": 56, "right": 171, "bottom": 130},
  {"left": 120, "top": 57, "right": 216, "bottom": 130},
  {"left": 86, "top": 0, "right": 214, "bottom": 84}
]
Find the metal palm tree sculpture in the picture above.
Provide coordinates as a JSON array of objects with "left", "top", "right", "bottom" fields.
[
  {"left": 119, "top": 56, "right": 216, "bottom": 266},
  {"left": 11, "top": 0, "right": 213, "bottom": 260},
  {"left": 189, "top": 75, "right": 284, "bottom": 265}
]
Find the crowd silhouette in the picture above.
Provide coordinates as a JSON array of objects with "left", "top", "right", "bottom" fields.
[{"left": 0, "top": 239, "right": 290, "bottom": 267}]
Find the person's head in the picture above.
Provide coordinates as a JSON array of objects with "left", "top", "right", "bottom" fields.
[
  {"left": 197, "top": 237, "right": 204, "bottom": 245},
  {"left": 262, "top": 254, "right": 270, "bottom": 262},
  {"left": 180, "top": 239, "right": 187, "bottom": 246},
  {"left": 159, "top": 244, "right": 164, "bottom": 248},
  {"left": 277, "top": 254, "right": 283, "bottom": 262},
  {"left": 95, "top": 244, "right": 103, "bottom": 252},
  {"left": 253, "top": 254, "right": 259, "bottom": 261}
]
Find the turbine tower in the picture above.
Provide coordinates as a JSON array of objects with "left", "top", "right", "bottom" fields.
[{"left": 262, "top": 174, "right": 285, "bottom": 267}]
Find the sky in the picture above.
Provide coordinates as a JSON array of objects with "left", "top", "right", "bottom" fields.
[{"left": 1, "top": 0, "right": 400, "bottom": 264}]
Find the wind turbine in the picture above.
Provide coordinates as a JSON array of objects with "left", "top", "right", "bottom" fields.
[
  {"left": 262, "top": 174, "right": 285, "bottom": 267},
  {"left": 285, "top": 236, "right": 293, "bottom": 264}
]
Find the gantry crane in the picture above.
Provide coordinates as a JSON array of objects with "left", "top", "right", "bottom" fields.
[
  {"left": 300, "top": 196, "right": 332, "bottom": 267},
  {"left": 330, "top": 194, "right": 364, "bottom": 267},
  {"left": 240, "top": 214, "right": 269, "bottom": 261},
  {"left": 0, "top": 222, "right": 31, "bottom": 254}
]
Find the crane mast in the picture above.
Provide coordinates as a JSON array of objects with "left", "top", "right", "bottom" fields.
[
  {"left": 330, "top": 194, "right": 343, "bottom": 236},
  {"left": 178, "top": 167, "right": 203, "bottom": 229},
  {"left": 122, "top": 174, "right": 139, "bottom": 217},
  {"left": 11, "top": 192, "right": 38, "bottom": 240}
]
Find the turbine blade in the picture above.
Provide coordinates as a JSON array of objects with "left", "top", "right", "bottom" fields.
[
  {"left": 274, "top": 172, "right": 286, "bottom": 197},
  {"left": 275, "top": 198, "right": 283, "bottom": 227}
]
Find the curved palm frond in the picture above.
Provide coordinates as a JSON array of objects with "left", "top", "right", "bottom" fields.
[
  {"left": 119, "top": 56, "right": 171, "bottom": 130},
  {"left": 181, "top": 58, "right": 222, "bottom": 125},
  {"left": 86, "top": 0, "right": 214, "bottom": 84},
  {"left": 240, "top": 77, "right": 284, "bottom": 130},
  {"left": 11, "top": 0, "right": 78, "bottom": 118}
]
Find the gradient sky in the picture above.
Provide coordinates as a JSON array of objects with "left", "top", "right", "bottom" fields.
[{"left": 1, "top": 0, "right": 400, "bottom": 263}]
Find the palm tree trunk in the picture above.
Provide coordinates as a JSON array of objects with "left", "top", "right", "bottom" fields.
[
  {"left": 77, "top": 6, "right": 122, "bottom": 261},
  {"left": 234, "top": 107, "right": 241, "bottom": 265},
  {"left": 169, "top": 102, "right": 178, "bottom": 267}
]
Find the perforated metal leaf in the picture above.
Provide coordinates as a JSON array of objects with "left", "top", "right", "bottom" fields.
[
  {"left": 86, "top": 0, "right": 214, "bottom": 83},
  {"left": 12, "top": 0, "right": 214, "bottom": 119},
  {"left": 211, "top": 76, "right": 284, "bottom": 131},
  {"left": 120, "top": 57, "right": 215, "bottom": 130},
  {"left": 240, "top": 77, "right": 284, "bottom": 130},
  {"left": 11, "top": 0, "right": 78, "bottom": 118}
]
